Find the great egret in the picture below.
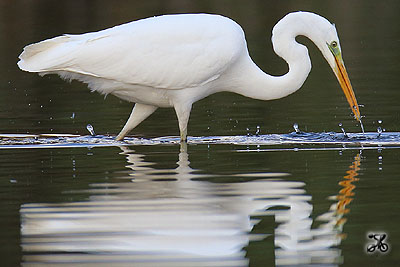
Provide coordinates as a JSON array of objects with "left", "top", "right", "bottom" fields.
[{"left": 18, "top": 11, "right": 361, "bottom": 141}]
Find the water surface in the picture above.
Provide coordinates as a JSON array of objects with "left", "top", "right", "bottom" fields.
[{"left": 2, "top": 142, "right": 399, "bottom": 266}]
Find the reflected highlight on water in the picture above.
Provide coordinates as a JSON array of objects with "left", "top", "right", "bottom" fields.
[
  {"left": 2, "top": 131, "right": 400, "bottom": 150},
  {"left": 20, "top": 145, "right": 362, "bottom": 266}
]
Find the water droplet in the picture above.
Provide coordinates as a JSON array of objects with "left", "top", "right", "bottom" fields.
[
  {"left": 293, "top": 123, "right": 300, "bottom": 133},
  {"left": 378, "top": 154, "right": 383, "bottom": 170},
  {"left": 86, "top": 124, "right": 95, "bottom": 136},
  {"left": 377, "top": 126, "right": 382, "bottom": 137},
  {"left": 377, "top": 120, "right": 383, "bottom": 137},
  {"left": 338, "top": 123, "right": 348, "bottom": 137}
]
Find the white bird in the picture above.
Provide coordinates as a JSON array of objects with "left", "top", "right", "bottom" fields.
[{"left": 17, "top": 11, "right": 361, "bottom": 141}]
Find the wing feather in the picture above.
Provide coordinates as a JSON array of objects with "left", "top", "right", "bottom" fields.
[{"left": 18, "top": 14, "right": 246, "bottom": 90}]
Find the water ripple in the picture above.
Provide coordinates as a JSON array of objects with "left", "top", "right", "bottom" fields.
[{"left": 1, "top": 132, "right": 400, "bottom": 149}]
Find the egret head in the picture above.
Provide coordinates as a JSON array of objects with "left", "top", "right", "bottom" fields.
[
  {"left": 325, "top": 38, "right": 361, "bottom": 121},
  {"left": 312, "top": 17, "right": 361, "bottom": 121},
  {"left": 274, "top": 12, "right": 361, "bottom": 122}
]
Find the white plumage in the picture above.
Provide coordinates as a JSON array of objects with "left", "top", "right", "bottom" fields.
[{"left": 18, "top": 12, "right": 361, "bottom": 141}]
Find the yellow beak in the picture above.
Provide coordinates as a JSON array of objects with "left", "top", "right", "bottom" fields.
[{"left": 333, "top": 54, "right": 361, "bottom": 121}]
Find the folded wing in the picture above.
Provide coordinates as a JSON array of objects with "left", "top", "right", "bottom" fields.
[{"left": 18, "top": 14, "right": 245, "bottom": 91}]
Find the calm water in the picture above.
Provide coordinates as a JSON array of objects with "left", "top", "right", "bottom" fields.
[{"left": 1, "top": 1, "right": 400, "bottom": 266}]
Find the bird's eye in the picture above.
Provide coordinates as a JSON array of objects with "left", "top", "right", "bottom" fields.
[{"left": 331, "top": 41, "right": 338, "bottom": 48}]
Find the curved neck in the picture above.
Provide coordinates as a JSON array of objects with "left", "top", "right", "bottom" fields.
[
  {"left": 229, "top": 13, "right": 322, "bottom": 101},
  {"left": 236, "top": 49, "right": 311, "bottom": 101}
]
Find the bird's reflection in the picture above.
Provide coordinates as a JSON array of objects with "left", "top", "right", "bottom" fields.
[
  {"left": 335, "top": 153, "right": 361, "bottom": 228},
  {"left": 274, "top": 153, "right": 361, "bottom": 266},
  {"left": 20, "top": 147, "right": 361, "bottom": 266}
]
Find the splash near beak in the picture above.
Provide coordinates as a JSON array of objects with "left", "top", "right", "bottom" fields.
[{"left": 332, "top": 51, "right": 361, "bottom": 121}]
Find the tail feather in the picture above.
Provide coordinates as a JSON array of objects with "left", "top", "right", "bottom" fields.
[
  {"left": 17, "top": 35, "right": 72, "bottom": 72},
  {"left": 17, "top": 34, "right": 119, "bottom": 95}
]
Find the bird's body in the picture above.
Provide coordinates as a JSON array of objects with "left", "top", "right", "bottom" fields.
[{"left": 18, "top": 12, "right": 361, "bottom": 141}]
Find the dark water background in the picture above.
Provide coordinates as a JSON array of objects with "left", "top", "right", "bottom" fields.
[{"left": 1, "top": 0, "right": 400, "bottom": 266}]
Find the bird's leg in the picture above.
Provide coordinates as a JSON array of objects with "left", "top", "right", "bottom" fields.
[
  {"left": 174, "top": 103, "right": 192, "bottom": 143},
  {"left": 116, "top": 103, "right": 157, "bottom": 141}
]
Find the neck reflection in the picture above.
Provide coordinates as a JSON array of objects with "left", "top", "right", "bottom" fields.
[{"left": 274, "top": 153, "right": 361, "bottom": 266}]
